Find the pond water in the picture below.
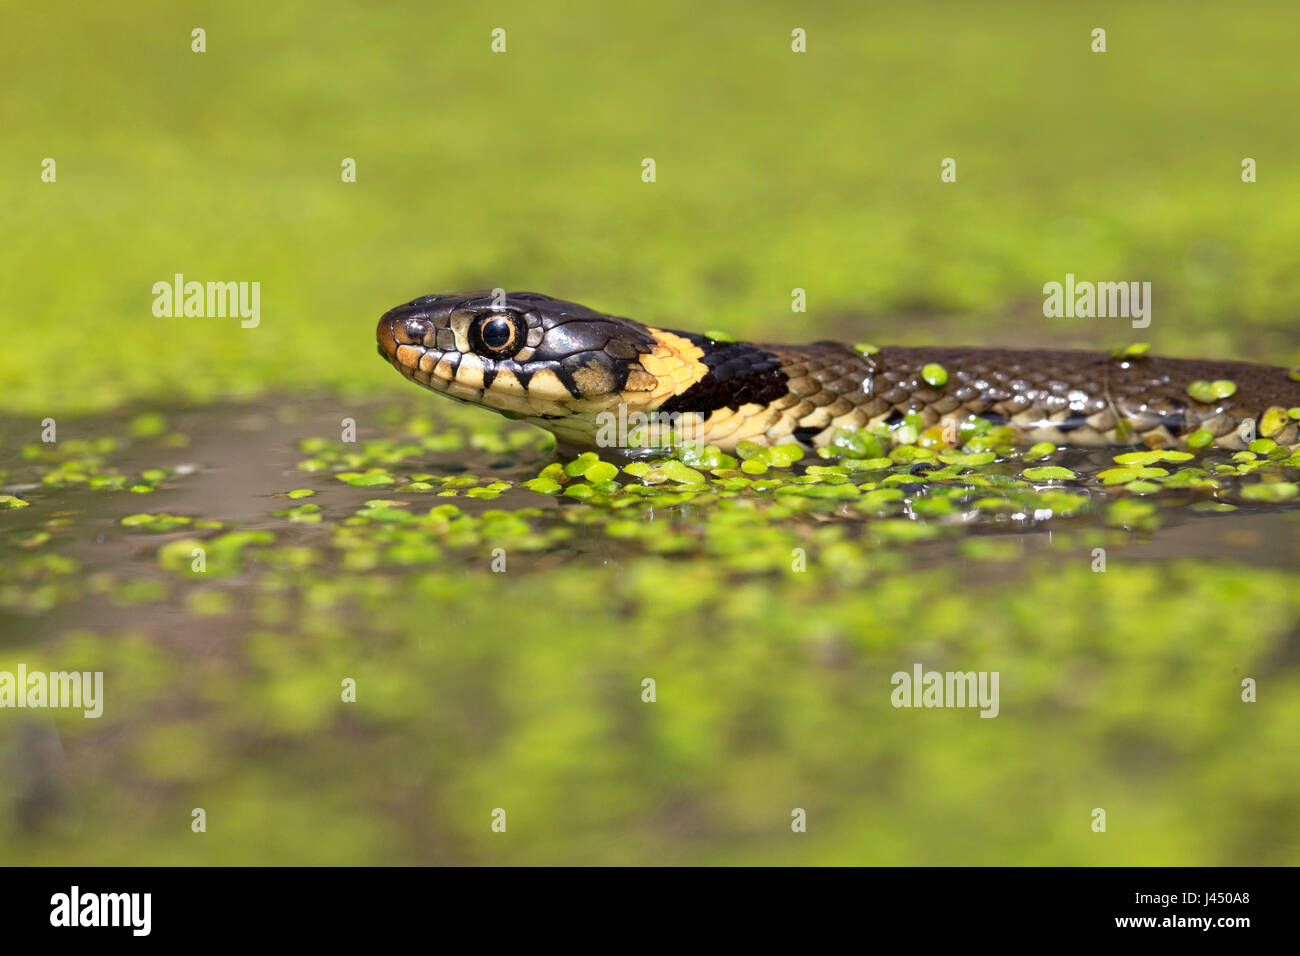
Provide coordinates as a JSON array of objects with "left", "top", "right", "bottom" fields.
[{"left": 2, "top": 396, "right": 1298, "bottom": 864}]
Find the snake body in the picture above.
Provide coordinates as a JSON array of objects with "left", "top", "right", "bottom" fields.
[{"left": 377, "top": 291, "right": 1300, "bottom": 455}]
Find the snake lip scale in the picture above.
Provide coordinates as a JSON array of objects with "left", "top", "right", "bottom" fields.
[{"left": 377, "top": 291, "right": 1300, "bottom": 456}]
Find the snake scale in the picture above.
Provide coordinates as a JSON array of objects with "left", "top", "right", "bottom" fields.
[{"left": 377, "top": 291, "right": 1300, "bottom": 456}]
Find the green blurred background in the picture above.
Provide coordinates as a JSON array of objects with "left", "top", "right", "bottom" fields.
[
  {"left": 3, "top": 0, "right": 1299, "bottom": 413},
  {"left": 2, "top": 1, "right": 1300, "bottom": 866}
]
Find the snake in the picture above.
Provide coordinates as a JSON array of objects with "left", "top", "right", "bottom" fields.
[{"left": 376, "top": 291, "right": 1300, "bottom": 456}]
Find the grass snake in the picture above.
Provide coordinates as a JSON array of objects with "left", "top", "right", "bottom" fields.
[{"left": 377, "top": 291, "right": 1300, "bottom": 456}]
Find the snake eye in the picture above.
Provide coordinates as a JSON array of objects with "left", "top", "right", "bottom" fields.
[
  {"left": 470, "top": 311, "right": 525, "bottom": 358},
  {"left": 481, "top": 317, "right": 512, "bottom": 348}
]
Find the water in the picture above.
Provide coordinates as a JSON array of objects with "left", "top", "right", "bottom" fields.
[{"left": 2, "top": 397, "right": 1298, "bottom": 864}]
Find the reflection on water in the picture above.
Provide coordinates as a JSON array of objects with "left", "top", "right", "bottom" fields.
[{"left": 1, "top": 397, "right": 1298, "bottom": 864}]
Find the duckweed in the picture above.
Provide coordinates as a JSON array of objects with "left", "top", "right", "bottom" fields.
[
  {"left": 921, "top": 363, "right": 949, "bottom": 387},
  {"left": 1240, "top": 481, "right": 1298, "bottom": 501},
  {"left": 1022, "top": 466, "right": 1077, "bottom": 481},
  {"left": 8, "top": 396, "right": 1300, "bottom": 868},
  {"left": 272, "top": 503, "right": 323, "bottom": 523},
  {"left": 1259, "top": 407, "right": 1290, "bottom": 437},
  {"left": 335, "top": 469, "right": 396, "bottom": 487},
  {"left": 1186, "top": 379, "right": 1238, "bottom": 402},
  {"left": 1111, "top": 342, "right": 1150, "bottom": 359},
  {"left": 658, "top": 461, "right": 706, "bottom": 484},
  {"left": 121, "top": 512, "right": 193, "bottom": 532}
]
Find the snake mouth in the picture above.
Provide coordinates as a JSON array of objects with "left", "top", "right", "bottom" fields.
[{"left": 375, "top": 301, "right": 471, "bottom": 405}]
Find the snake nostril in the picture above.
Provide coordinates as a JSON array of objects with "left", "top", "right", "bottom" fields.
[{"left": 402, "top": 317, "right": 433, "bottom": 342}]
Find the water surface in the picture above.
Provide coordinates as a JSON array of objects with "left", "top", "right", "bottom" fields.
[{"left": 2, "top": 396, "right": 1298, "bottom": 864}]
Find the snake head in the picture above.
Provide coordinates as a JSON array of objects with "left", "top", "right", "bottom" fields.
[{"left": 376, "top": 291, "right": 676, "bottom": 438}]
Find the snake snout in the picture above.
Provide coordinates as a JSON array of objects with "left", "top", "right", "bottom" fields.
[{"left": 377, "top": 302, "right": 440, "bottom": 363}]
